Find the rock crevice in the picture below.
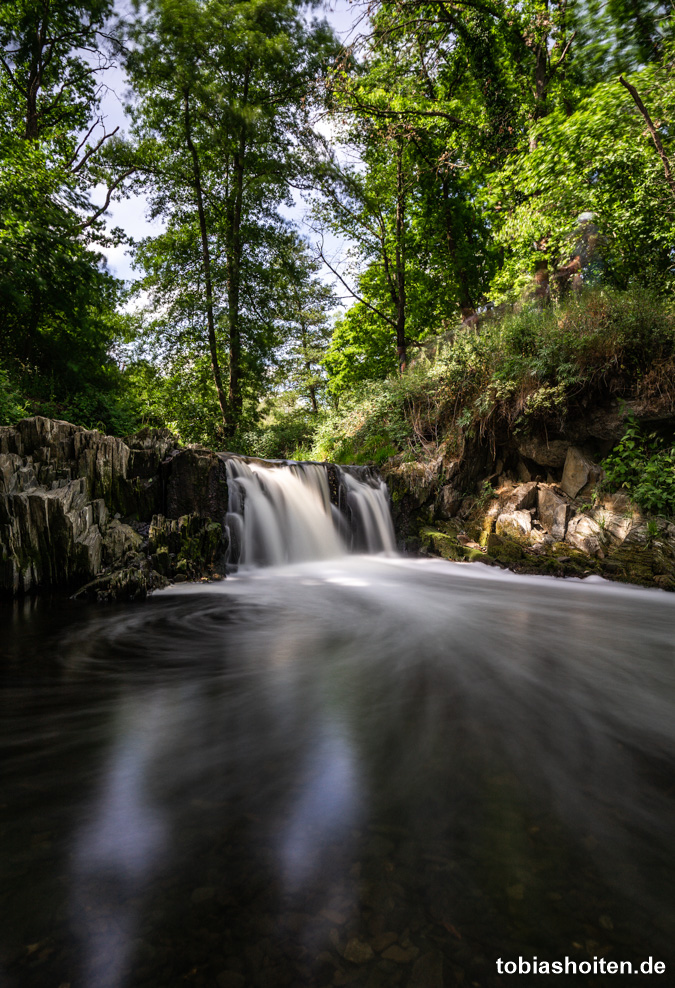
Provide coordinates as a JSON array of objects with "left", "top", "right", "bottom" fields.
[{"left": 0, "top": 418, "right": 230, "bottom": 598}]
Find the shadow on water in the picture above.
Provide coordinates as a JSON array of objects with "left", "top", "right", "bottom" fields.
[{"left": 1, "top": 558, "right": 675, "bottom": 987}]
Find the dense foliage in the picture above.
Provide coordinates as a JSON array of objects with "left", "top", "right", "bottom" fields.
[
  {"left": 0, "top": 0, "right": 140, "bottom": 431},
  {"left": 307, "top": 289, "right": 675, "bottom": 464},
  {"left": 1, "top": 0, "right": 674, "bottom": 511},
  {"left": 603, "top": 416, "right": 675, "bottom": 515}
]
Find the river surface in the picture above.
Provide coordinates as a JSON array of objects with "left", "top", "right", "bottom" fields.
[{"left": 1, "top": 558, "right": 674, "bottom": 987}]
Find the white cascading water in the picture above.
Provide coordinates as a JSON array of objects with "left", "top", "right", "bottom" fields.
[
  {"left": 223, "top": 457, "right": 396, "bottom": 568},
  {"left": 341, "top": 468, "right": 397, "bottom": 553}
]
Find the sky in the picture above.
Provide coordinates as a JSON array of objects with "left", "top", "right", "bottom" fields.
[{"left": 95, "top": 0, "right": 362, "bottom": 284}]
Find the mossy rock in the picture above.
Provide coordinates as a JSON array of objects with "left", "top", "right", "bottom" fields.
[
  {"left": 606, "top": 543, "right": 674, "bottom": 586},
  {"left": 528, "top": 557, "right": 563, "bottom": 576},
  {"left": 419, "top": 526, "right": 464, "bottom": 562},
  {"left": 464, "top": 547, "right": 494, "bottom": 564},
  {"left": 485, "top": 533, "right": 525, "bottom": 563},
  {"left": 73, "top": 566, "right": 169, "bottom": 602}
]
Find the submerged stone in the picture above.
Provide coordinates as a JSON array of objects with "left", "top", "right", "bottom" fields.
[{"left": 343, "top": 938, "right": 375, "bottom": 964}]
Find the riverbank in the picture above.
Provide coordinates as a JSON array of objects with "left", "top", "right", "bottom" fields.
[
  {"left": 0, "top": 416, "right": 228, "bottom": 598},
  {"left": 386, "top": 465, "right": 675, "bottom": 591},
  {"left": 2, "top": 413, "right": 674, "bottom": 597},
  {"left": 308, "top": 289, "right": 675, "bottom": 590}
]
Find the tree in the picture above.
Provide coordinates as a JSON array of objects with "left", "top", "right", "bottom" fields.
[
  {"left": 125, "top": 0, "right": 336, "bottom": 438},
  {"left": 314, "top": 1, "right": 493, "bottom": 379},
  {"left": 272, "top": 241, "right": 337, "bottom": 414},
  {"left": 317, "top": 0, "right": 675, "bottom": 390},
  {"left": 485, "top": 69, "right": 675, "bottom": 298},
  {"left": 0, "top": 0, "right": 135, "bottom": 430}
]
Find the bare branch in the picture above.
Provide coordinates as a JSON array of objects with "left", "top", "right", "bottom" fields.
[
  {"left": 79, "top": 166, "right": 136, "bottom": 229},
  {"left": 317, "top": 242, "right": 397, "bottom": 329},
  {"left": 619, "top": 75, "right": 675, "bottom": 200},
  {"left": 71, "top": 125, "right": 120, "bottom": 173},
  {"left": 0, "top": 54, "right": 25, "bottom": 97},
  {"left": 549, "top": 30, "right": 577, "bottom": 76},
  {"left": 68, "top": 120, "right": 100, "bottom": 168},
  {"left": 337, "top": 84, "right": 467, "bottom": 128}
]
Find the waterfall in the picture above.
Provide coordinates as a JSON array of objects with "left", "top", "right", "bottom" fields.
[
  {"left": 341, "top": 467, "right": 397, "bottom": 554},
  {"left": 223, "top": 456, "right": 395, "bottom": 568}
]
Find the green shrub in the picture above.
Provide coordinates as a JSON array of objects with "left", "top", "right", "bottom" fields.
[
  {"left": 602, "top": 416, "right": 675, "bottom": 516},
  {"left": 0, "top": 362, "right": 25, "bottom": 425},
  {"left": 308, "top": 287, "right": 675, "bottom": 466}
]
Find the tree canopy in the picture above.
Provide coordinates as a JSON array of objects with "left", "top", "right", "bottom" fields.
[{"left": 1, "top": 0, "right": 674, "bottom": 447}]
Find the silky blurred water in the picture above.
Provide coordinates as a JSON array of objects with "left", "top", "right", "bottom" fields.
[{"left": 1, "top": 558, "right": 674, "bottom": 987}]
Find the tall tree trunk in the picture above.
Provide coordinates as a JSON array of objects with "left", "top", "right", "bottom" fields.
[
  {"left": 307, "top": 376, "right": 318, "bottom": 414},
  {"left": 183, "top": 90, "right": 230, "bottom": 435},
  {"left": 300, "top": 319, "right": 319, "bottom": 413},
  {"left": 395, "top": 143, "right": 407, "bottom": 372},
  {"left": 529, "top": 41, "right": 549, "bottom": 151},
  {"left": 24, "top": 12, "right": 46, "bottom": 139},
  {"left": 226, "top": 66, "right": 250, "bottom": 429},
  {"left": 528, "top": 0, "right": 550, "bottom": 152}
]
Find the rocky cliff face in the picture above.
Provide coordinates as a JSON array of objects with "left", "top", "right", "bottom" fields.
[
  {"left": 0, "top": 417, "right": 229, "bottom": 599},
  {"left": 383, "top": 401, "right": 675, "bottom": 590}
]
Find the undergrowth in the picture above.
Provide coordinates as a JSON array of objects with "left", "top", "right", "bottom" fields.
[
  {"left": 602, "top": 416, "right": 675, "bottom": 515},
  {"left": 308, "top": 288, "right": 675, "bottom": 465}
]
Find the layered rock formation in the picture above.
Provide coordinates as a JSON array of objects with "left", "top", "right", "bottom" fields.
[
  {"left": 0, "top": 417, "right": 229, "bottom": 598},
  {"left": 0, "top": 417, "right": 390, "bottom": 599}
]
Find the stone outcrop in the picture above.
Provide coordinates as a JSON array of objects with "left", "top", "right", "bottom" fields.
[
  {"left": 412, "top": 476, "right": 675, "bottom": 590},
  {"left": 561, "top": 446, "right": 604, "bottom": 498},
  {"left": 0, "top": 417, "right": 231, "bottom": 599},
  {"left": 515, "top": 436, "right": 569, "bottom": 469},
  {"left": 383, "top": 411, "right": 675, "bottom": 591},
  {"left": 495, "top": 509, "right": 532, "bottom": 538},
  {"left": 537, "top": 486, "right": 571, "bottom": 540}
]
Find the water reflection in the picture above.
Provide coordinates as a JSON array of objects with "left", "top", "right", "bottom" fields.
[
  {"left": 1, "top": 559, "right": 674, "bottom": 987},
  {"left": 73, "top": 693, "right": 170, "bottom": 988},
  {"left": 277, "top": 721, "right": 361, "bottom": 896}
]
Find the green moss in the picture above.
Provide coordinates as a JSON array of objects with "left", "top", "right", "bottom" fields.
[
  {"left": 465, "top": 547, "right": 489, "bottom": 563},
  {"left": 485, "top": 534, "right": 524, "bottom": 563},
  {"left": 419, "top": 526, "right": 464, "bottom": 561}
]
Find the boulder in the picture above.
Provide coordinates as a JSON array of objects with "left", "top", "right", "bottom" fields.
[
  {"left": 515, "top": 435, "right": 570, "bottom": 469},
  {"left": 437, "top": 484, "right": 463, "bottom": 518},
  {"left": 561, "top": 447, "right": 603, "bottom": 498},
  {"left": 507, "top": 481, "right": 538, "bottom": 511},
  {"left": 566, "top": 514, "right": 603, "bottom": 556},
  {"left": 593, "top": 508, "right": 632, "bottom": 543},
  {"left": 496, "top": 509, "right": 532, "bottom": 538},
  {"left": 485, "top": 532, "right": 525, "bottom": 561},
  {"left": 537, "top": 486, "right": 571, "bottom": 540}
]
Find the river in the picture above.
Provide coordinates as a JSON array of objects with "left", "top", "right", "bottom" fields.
[{"left": 1, "top": 461, "right": 674, "bottom": 987}]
